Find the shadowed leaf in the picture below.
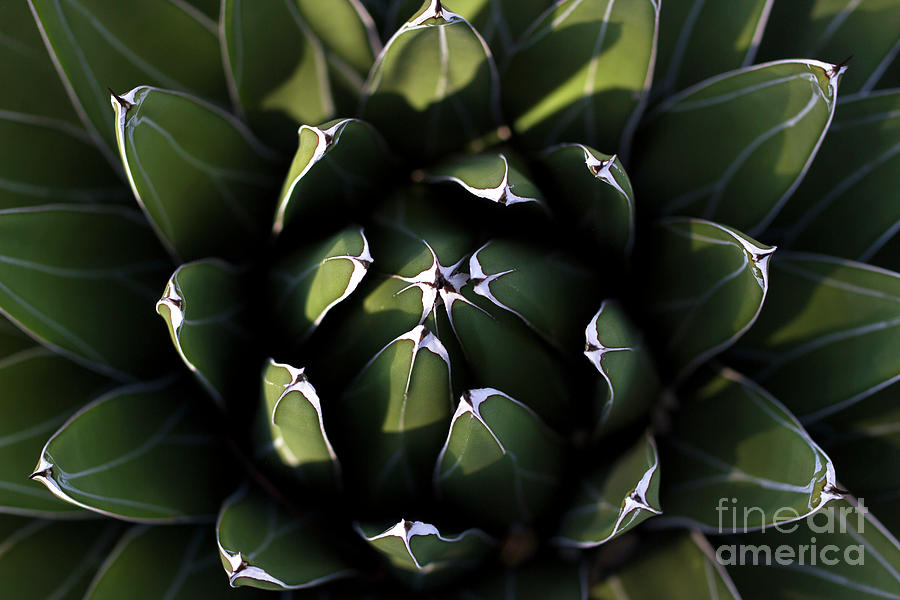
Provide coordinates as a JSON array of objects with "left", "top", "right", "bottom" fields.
[
  {"left": 112, "top": 86, "right": 278, "bottom": 262},
  {"left": 635, "top": 60, "right": 845, "bottom": 235},
  {"left": 30, "top": 379, "right": 230, "bottom": 522}
]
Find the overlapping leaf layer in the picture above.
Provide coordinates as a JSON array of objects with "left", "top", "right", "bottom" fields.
[{"left": 2, "top": 0, "right": 900, "bottom": 598}]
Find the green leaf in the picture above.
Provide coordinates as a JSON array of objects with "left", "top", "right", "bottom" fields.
[
  {"left": 273, "top": 119, "right": 392, "bottom": 235},
  {"left": 363, "top": 189, "right": 477, "bottom": 278},
  {"left": 875, "top": 48, "right": 900, "bottom": 90},
  {"left": 734, "top": 254, "right": 900, "bottom": 423},
  {"left": 502, "top": 0, "right": 659, "bottom": 154},
  {"left": 86, "top": 525, "right": 259, "bottom": 600},
  {"left": 724, "top": 497, "right": 900, "bottom": 599},
  {"left": 256, "top": 359, "right": 340, "bottom": 490},
  {"left": 811, "top": 384, "right": 900, "bottom": 540},
  {"left": 270, "top": 228, "right": 372, "bottom": 343},
  {"left": 448, "top": 291, "right": 574, "bottom": 429},
  {"left": 590, "top": 532, "right": 740, "bottom": 599},
  {"left": 646, "top": 218, "right": 774, "bottom": 380},
  {"left": 0, "top": 3, "right": 123, "bottom": 210},
  {"left": 435, "top": 388, "right": 564, "bottom": 525},
  {"left": 467, "top": 239, "right": 597, "bottom": 350},
  {"left": 356, "top": 519, "right": 494, "bottom": 583},
  {"left": 30, "top": 379, "right": 229, "bottom": 522},
  {"left": 216, "top": 485, "right": 354, "bottom": 591},
  {"left": 157, "top": 260, "right": 249, "bottom": 407},
  {"left": 184, "top": 0, "right": 219, "bottom": 20},
  {"left": 0, "top": 318, "right": 31, "bottom": 358},
  {"left": 0, "top": 515, "right": 121, "bottom": 600},
  {"left": 337, "top": 325, "right": 453, "bottom": 503},
  {"left": 307, "top": 277, "right": 432, "bottom": 390},
  {"left": 758, "top": 0, "right": 900, "bottom": 95},
  {"left": 363, "top": 0, "right": 549, "bottom": 56},
  {"left": 775, "top": 90, "right": 900, "bottom": 272},
  {"left": 424, "top": 153, "right": 545, "bottom": 209},
  {"left": 29, "top": 0, "right": 228, "bottom": 158},
  {"left": 539, "top": 145, "right": 635, "bottom": 255},
  {"left": 441, "top": 0, "right": 553, "bottom": 61},
  {"left": 556, "top": 432, "right": 661, "bottom": 547},
  {"left": 584, "top": 300, "right": 659, "bottom": 437},
  {"left": 652, "top": 0, "right": 773, "bottom": 98},
  {"left": 455, "top": 558, "right": 588, "bottom": 599},
  {"left": 220, "top": 0, "right": 380, "bottom": 148},
  {"left": 661, "top": 369, "right": 840, "bottom": 532},
  {"left": 361, "top": 0, "right": 500, "bottom": 160},
  {"left": 0, "top": 337, "right": 112, "bottom": 517},
  {"left": 0, "top": 204, "right": 172, "bottom": 379},
  {"left": 360, "top": 0, "right": 423, "bottom": 39},
  {"left": 0, "top": 1, "right": 81, "bottom": 126},
  {"left": 306, "top": 195, "right": 476, "bottom": 388},
  {"left": 0, "top": 115, "right": 126, "bottom": 210},
  {"left": 112, "top": 86, "right": 278, "bottom": 262},
  {"left": 634, "top": 60, "right": 845, "bottom": 235}
]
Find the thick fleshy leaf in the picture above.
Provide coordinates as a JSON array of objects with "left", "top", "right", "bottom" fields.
[
  {"left": 661, "top": 369, "right": 841, "bottom": 532},
  {"left": 307, "top": 276, "right": 431, "bottom": 390},
  {"left": 876, "top": 51, "right": 900, "bottom": 90},
  {"left": 635, "top": 60, "right": 845, "bottom": 235},
  {"left": 443, "top": 0, "right": 553, "bottom": 61},
  {"left": 256, "top": 360, "right": 340, "bottom": 489},
  {"left": 306, "top": 195, "right": 476, "bottom": 389},
  {"left": 652, "top": 0, "right": 773, "bottom": 98},
  {"left": 775, "top": 90, "right": 900, "bottom": 271},
  {"left": 724, "top": 497, "right": 900, "bottom": 599},
  {"left": 556, "top": 433, "right": 661, "bottom": 547},
  {"left": 468, "top": 239, "right": 597, "bottom": 350},
  {"left": 216, "top": 485, "right": 354, "bottom": 591},
  {"left": 363, "top": 190, "right": 477, "bottom": 278},
  {"left": 811, "top": 385, "right": 900, "bottom": 534},
  {"left": 112, "top": 86, "right": 278, "bottom": 261},
  {"left": 361, "top": 0, "right": 500, "bottom": 160},
  {"left": 502, "top": 0, "right": 659, "bottom": 155},
  {"left": 356, "top": 519, "right": 494, "bottom": 585},
  {"left": 448, "top": 291, "right": 574, "bottom": 428},
  {"left": 0, "top": 338, "right": 112, "bottom": 517},
  {"left": 0, "top": 515, "right": 121, "bottom": 600},
  {"left": 0, "top": 204, "right": 172, "bottom": 379},
  {"left": 336, "top": 326, "right": 453, "bottom": 503},
  {"left": 0, "top": 3, "right": 123, "bottom": 209},
  {"left": 735, "top": 254, "right": 900, "bottom": 424},
  {"left": 435, "top": 388, "right": 564, "bottom": 525},
  {"left": 584, "top": 301, "right": 659, "bottom": 437},
  {"left": 540, "top": 145, "right": 635, "bottom": 255},
  {"left": 157, "top": 260, "right": 249, "bottom": 406},
  {"left": 273, "top": 119, "right": 391, "bottom": 234},
  {"left": 86, "top": 525, "right": 259, "bottom": 600},
  {"left": 0, "top": 318, "right": 31, "bottom": 358},
  {"left": 590, "top": 532, "right": 740, "bottom": 599},
  {"left": 0, "top": 114, "right": 126, "bottom": 210},
  {"left": 424, "top": 153, "right": 545, "bottom": 209},
  {"left": 360, "top": 0, "right": 422, "bottom": 39},
  {"left": 271, "top": 228, "right": 372, "bottom": 343},
  {"left": 364, "top": 0, "right": 549, "bottom": 56},
  {"left": 221, "top": 0, "right": 380, "bottom": 148},
  {"left": 646, "top": 218, "right": 774, "bottom": 380},
  {"left": 1, "top": 2, "right": 80, "bottom": 125},
  {"left": 758, "top": 0, "right": 900, "bottom": 95},
  {"left": 30, "top": 379, "right": 229, "bottom": 522},
  {"left": 29, "top": 0, "right": 228, "bottom": 158},
  {"left": 455, "top": 558, "right": 588, "bottom": 600}
]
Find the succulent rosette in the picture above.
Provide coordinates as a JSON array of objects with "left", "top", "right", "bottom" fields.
[{"left": 1, "top": 0, "right": 899, "bottom": 598}]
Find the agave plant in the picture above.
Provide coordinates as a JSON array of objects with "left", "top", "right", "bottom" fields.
[{"left": 2, "top": 0, "right": 899, "bottom": 597}]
